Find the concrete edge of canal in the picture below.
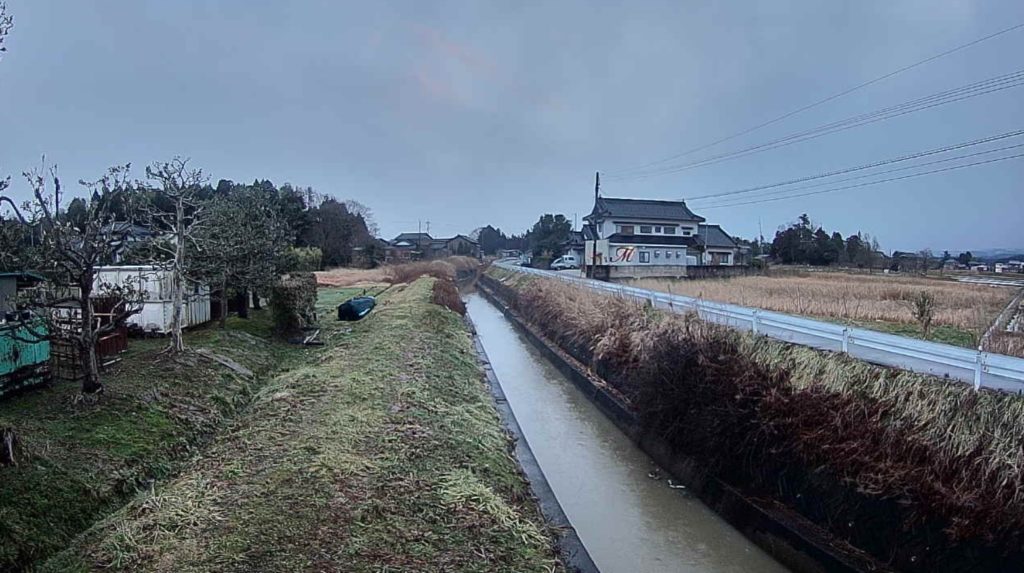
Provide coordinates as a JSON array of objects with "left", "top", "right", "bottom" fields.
[
  {"left": 476, "top": 277, "right": 888, "bottom": 573},
  {"left": 466, "top": 313, "right": 601, "bottom": 573}
]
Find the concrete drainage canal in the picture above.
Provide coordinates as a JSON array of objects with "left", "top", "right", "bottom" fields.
[{"left": 466, "top": 293, "right": 789, "bottom": 573}]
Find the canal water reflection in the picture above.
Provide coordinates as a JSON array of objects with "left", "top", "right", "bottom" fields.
[{"left": 467, "top": 294, "right": 788, "bottom": 573}]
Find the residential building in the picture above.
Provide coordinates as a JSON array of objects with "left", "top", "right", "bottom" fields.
[
  {"left": 386, "top": 233, "right": 480, "bottom": 262},
  {"left": 582, "top": 196, "right": 744, "bottom": 279}
]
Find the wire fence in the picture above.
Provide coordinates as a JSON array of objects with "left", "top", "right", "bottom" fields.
[{"left": 495, "top": 262, "right": 1024, "bottom": 393}]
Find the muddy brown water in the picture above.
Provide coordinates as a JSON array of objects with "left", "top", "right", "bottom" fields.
[{"left": 467, "top": 294, "right": 788, "bottom": 573}]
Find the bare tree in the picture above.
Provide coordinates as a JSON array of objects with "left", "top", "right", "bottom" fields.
[
  {"left": 0, "top": 163, "right": 145, "bottom": 393},
  {"left": 343, "top": 199, "right": 380, "bottom": 238},
  {"left": 909, "top": 290, "right": 936, "bottom": 339},
  {"left": 918, "top": 249, "right": 934, "bottom": 276},
  {"left": 0, "top": 3, "right": 12, "bottom": 59},
  {"left": 143, "top": 158, "right": 207, "bottom": 353}
]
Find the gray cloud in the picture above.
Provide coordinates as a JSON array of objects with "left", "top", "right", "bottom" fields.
[{"left": 1, "top": 0, "right": 1021, "bottom": 250}]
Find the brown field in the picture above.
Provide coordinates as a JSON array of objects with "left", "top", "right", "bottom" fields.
[
  {"left": 315, "top": 256, "right": 480, "bottom": 287},
  {"left": 631, "top": 271, "right": 1016, "bottom": 341}
]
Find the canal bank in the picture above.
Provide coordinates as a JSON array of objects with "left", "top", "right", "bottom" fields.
[
  {"left": 467, "top": 293, "right": 790, "bottom": 573},
  {"left": 41, "top": 281, "right": 565, "bottom": 573}
]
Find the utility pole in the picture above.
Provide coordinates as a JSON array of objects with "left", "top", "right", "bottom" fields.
[
  {"left": 425, "top": 220, "right": 431, "bottom": 235},
  {"left": 591, "top": 171, "right": 601, "bottom": 274}
]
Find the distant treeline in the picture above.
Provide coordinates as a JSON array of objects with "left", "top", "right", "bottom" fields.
[{"left": 753, "top": 214, "right": 884, "bottom": 267}]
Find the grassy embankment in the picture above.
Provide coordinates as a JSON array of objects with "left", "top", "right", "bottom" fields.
[
  {"left": 630, "top": 270, "right": 1015, "bottom": 350},
  {"left": 42, "top": 279, "right": 559, "bottom": 572},
  {"left": 485, "top": 266, "right": 1024, "bottom": 572},
  {"left": 0, "top": 304, "right": 316, "bottom": 571}
]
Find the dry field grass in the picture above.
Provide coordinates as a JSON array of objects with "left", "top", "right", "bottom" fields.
[
  {"left": 315, "top": 256, "right": 480, "bottom": 287},
  {"left": 632, "top": 272, "right": 1015, "bottom": 337}
]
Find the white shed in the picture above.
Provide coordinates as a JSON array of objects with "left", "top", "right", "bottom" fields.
[{"left": 94, "top": 265, "right": 211, "bottom": 334}]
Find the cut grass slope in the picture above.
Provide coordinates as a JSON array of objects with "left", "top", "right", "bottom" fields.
[
  {"left": 0, "top": 305, "right": 325, "bottom": 571},
  {"left": 44, "top": 280, "right": 560, "bottom": 573}
]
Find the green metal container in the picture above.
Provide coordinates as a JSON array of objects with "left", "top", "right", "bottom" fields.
[{"left": 0, "top": 320, "right": 51, "bottom": 398}]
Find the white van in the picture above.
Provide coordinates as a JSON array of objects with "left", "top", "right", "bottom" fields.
[{"left": 550, "top": 255, "right": 580, "bottom": 270}]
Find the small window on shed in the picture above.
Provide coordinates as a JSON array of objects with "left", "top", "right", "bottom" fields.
[
  {"left": 663, "top": 226, "right": 676, "bottom": 234},
  {"left": 639, "top": 251, "right": 651, "bottom": 263},
  {"left": 654, "top": 250, "right": 661, "bottom": 258},
  {"left": 640, "top": 225, "right": 652, "bottom": 234}
]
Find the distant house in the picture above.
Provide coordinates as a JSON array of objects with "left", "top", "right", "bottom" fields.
[
  {"left": 563, "top": 226, "right": 597, "bottom": 263},
  {"left": 582, "top": 196, "right": 745, "bottom": 279},
  {"left": 386, "top": 233, "right": 479, "bottom": 262},
  {"left": 430, "top": 235, "right": 480, "bottom": 259},
  {"left": 386, "top": 233, "right": 433, "bottom": 262},
  {"left": 696, "top": 224, "right": 742, "bottom": 266}
]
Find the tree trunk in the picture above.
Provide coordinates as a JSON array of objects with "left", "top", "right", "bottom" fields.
[
  {"left": 252, "top": 288, "right": 262, "bottom": 311},
  {"left": 237, "top": 288, "right": 249, "bottom": 319},
  {"left": 169, "top": 199, "right": 186, "bottom": 353},
  {"left": 79, "top": 278, "right": 103, "bottom": 394},
  {"left": 81, "top": 338, "right": 103, "bottom": 394},
  {"left": 218, "top": 277, "right": 228, "bottom": 329},
  {"left": 170, "top": 263, "right": 184, "bottom": 352}
]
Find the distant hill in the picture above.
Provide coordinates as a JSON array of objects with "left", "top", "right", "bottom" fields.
[{"left": 966, "top": 248, "right": 1024, "bottom": 262}]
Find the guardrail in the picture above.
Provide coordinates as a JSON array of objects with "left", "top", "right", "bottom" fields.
[{"left": 494, "top": 262, "right": 1024, "bottom": 393}]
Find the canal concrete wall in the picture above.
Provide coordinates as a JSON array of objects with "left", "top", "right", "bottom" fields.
[{"left": 478, "top": 274, "right": 886, "bottom": 573}]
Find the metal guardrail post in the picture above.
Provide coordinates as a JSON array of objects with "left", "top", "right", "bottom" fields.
[
  {"left": 751, "top": 309, "right": 759, "bottom": 334},
  {"left": 974, "top": 351, "right": 984, "bottom": 390},
  {"left": 842, "top": 327, "right": 850, "bottom": 353}
]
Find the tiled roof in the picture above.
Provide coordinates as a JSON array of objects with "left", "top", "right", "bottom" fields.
[
  {"left": 697, "top": 224, "right": 738, "bottom": 248},
  {"left": 586, "top": 197, "right": 705, "bottom": 222}
]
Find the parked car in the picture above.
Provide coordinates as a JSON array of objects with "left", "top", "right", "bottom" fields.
[{"left": 550, "top": 255, "right": 580, "bottom": 270}]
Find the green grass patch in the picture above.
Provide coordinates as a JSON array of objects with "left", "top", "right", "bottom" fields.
[
  {"left": 847, "top": 320, "right": 978, "bottom": 348},
  {"left": 42, "top": 281, "right": 561, "bottom": 572},
  {"left": 0, "top": 297, "right": 363, "bottom": 571}
]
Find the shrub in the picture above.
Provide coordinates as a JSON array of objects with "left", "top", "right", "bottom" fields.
[
  {"left": 269, "top": 273, "right": 318, "bottom": 337},
  {"left": 281, "top": 247, "right": 323, "bottom": 272},
  {"left": 430, "top": 279, "right": 465, "bottom": 315}
]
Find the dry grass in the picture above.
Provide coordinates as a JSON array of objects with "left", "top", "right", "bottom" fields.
[
  {"left": 988, "top": 331, "right": 1024, "bottom": 357},
  {"left": 315, "top": 257, "right": 480, "bottom": 287},
  {"left": 632, "top": 272, "right": 1014, "bottom": 333}
]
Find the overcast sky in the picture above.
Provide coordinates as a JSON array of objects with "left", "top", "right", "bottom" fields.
[{"left": 1, "top": 0, "right": 1021, "bottom": 252}]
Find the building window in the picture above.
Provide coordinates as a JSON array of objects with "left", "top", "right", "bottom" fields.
[
  {"left": 654, "top": 250, "right": 661, "bottom": 259},
  {"left": 676, "top": 251, "right": 684, "bottom": 259},
  {"left": 617, "top": 225, "right": 634, "bottom": 235},
  {"left": 640, "top": 225, "right": 652, "bottom": 234},
  {"left": 639, "top": 251, "right": 650, "bottom": 263},
  {"left": 654, "top": 226, "right": 662, "bottom": 233},
  {"left": 663, "top": 226, "right": 676, "bottom": 234}
]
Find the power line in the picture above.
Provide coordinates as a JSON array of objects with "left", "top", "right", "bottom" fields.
[
  {"left": 606, "top": 69, "right": 1024, "bottom": 180},
  {"left": 695, "top": 152, "right": 1024, "bottom": 210},
  {"left": 686, "top": 128, "right": 1024, "bottom": 202},
  {"left": 607, "top": 21, "right": 1024, "bottom": 177},
  {"left": 690, "top": 141, "right": 1024, "bottom": 206}
]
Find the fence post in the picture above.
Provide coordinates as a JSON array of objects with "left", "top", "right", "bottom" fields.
[
  {"left": 751, "top": 310, "right": 759, "bottom": 334},
  {"left": 974, "top": 350, "right": 984, "bottom": 390},
  {"left": 842, "top": 327, "right": 849, "bottom": 353}
]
